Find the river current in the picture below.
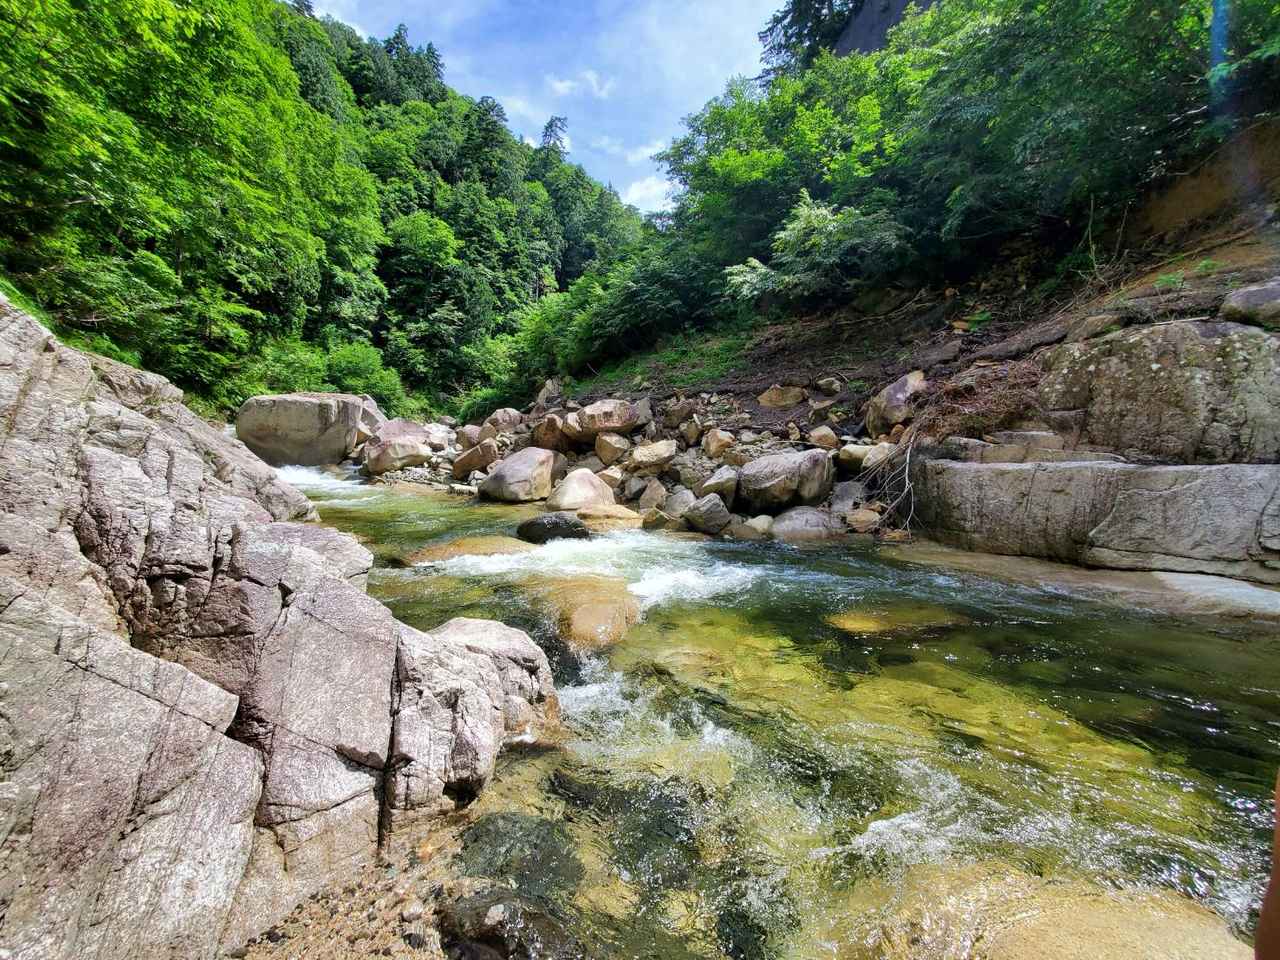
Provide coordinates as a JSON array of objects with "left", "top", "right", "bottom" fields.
[{"left": 280, "top": 465, "right": 1278, "bottom": 957}]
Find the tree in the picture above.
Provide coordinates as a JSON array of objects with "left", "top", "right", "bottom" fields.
[{"left": 541, "top": 115, "right": 568, "bottom": 152}]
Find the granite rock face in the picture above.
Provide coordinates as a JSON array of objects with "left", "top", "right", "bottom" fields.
[
  {"left": 1038, "top": 320, "right": 1280, "bottom": 464},
  {"left": 236, "top": 391, "right": 384, "bottom": 466},
  {"left": 912, "top": 458, "right": 1280, "bottom": 584},
  {"left": 0, "top": 296, "right": 557, "bottom": 958}
]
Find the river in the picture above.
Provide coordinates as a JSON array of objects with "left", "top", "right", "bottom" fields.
[{"left": 280, "top": 465, "right": 1277, "bottom": 958}]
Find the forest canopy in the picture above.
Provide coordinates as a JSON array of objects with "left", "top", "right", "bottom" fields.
[{"left": 2, "top": 0, "right": 1278, "bottom": 418}]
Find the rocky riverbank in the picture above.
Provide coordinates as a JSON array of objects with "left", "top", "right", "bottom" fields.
[{"left": 0, "top": 297, "right": 558, "bottom": 958}]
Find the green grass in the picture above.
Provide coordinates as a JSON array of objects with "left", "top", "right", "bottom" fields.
[{"left": 571, "top": 320, "right": 755, "bottom": 394}]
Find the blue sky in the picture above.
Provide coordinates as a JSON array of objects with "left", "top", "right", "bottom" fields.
[{"left": 312, "top": 0, "right": 779, "bottom": 211}]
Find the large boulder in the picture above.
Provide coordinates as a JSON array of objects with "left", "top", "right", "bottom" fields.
[
  {"left": 771, "top": 506, "right": 844, "bottom": 543},
  {"left": 576, "top": 398, "right": 640, "bottom": 438},
  {"left": 696, "top": 465, "right": 739, "bottom": 510},
  {"left": 479, "top": 447, "right": 567, "bottom": 502},
  {"left": 452, "top": 437, "right": 500, "bottom": 480},
  {"left": 236, "top": 392, "right": 384, "bottom": 466},
  {"left": 362, "top": 418, "right": 453, "bottom": 475},
  {"left": 1038, "top": 320, "right": 1280, "bottom": 463},
  {"left": 516, "top": 512, "right": 592, "bottom": 544},
  {"left": 684, "top": 493, "right": 732, "bottom": 534},
  {"left": 483, "top": 407, "right": 524, "bottom": 434},
  {"left": 912, "top": 459, "right": 1280, "bottom": 584},
  {"left": 628, "top": 439, "right": 678, "bottom": 476},
  {"left": 1220, "top": 276, "right": 1280, "bottom": 329},
  {"left": 532, "top": 414, "right": 571, "bottom": 452},
  {"left": 0, "top": 296, "right": 559, "bottom": 958},
  {"left": 865, "top": 370, "right": 926, "bottom": 438},
  {"left": 738, "top": 449, "right": 835, "bottom": 514},
  {"left": 595, "top": 431, "right": 631, "bottom": 466},
  {"left": 545, "top": 468, "right": 616, "bottom": 511}
]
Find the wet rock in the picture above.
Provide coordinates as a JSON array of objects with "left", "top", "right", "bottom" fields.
[
  {"left": 408, "top": 537, "right": 538, "bottom": 564},
  {"left": 237, "top": 392, "right": 384, "bottom": 466},
  {"left": 684, "top": 494, "right": 732, "bottom": 534},
  {"left": 808, "top": 425, "right": 839, "bottom": 449},
  {"left": 453, "top": 438, "right": 500, "bottom": 480},
  {"left": 757, "top": 384, "right": 806, "bottom": 408},
  {"left": 1039, "top": 320, "right": 1280, "bottom": 463},
  {"left": 479, "top": 448, "right": 566, "bottom": 502},
  {"left": 524, "top": 575, "right": 642, "bottom": 650},
  {"left": 1220, "top": 276, "right": 1280, "bottom": 329},
  {"left": 439, "top": 888, "right": 585, "bottom": 960},
  {"left": 865, "top": 370, "right": 926, "bottom": 438},
  {"left": 594, "top": 431, "right": 631, "bottom": 466},
  {"left": 545, "top": 468, "right": 615, "bottom": 511},
  {"left": 628, "top": 439, "right": 678, "bottom": 476},
  {"left": 701, "top": 428, "right": 735, "bottom": 459},
  {"left": 516, "top": 512, "right": 592, "bottom": 545},
  {"left": 575, "top": 503, "right": 643, "bottom": 533},
  {"left": 738, "top": 449, "right": 835, "bottom": 514},
  {"left": 771, "top": 506, "right": 844, "bottom": 543}
]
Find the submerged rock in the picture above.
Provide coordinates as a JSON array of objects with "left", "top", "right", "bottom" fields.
[
  {"left": 408, "top": 536, "right": 538, "bottom": 564},
  {"left": 524, "top": 575, "right": 642, "bottom": 651}
]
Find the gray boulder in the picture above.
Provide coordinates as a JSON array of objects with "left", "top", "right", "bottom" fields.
[
  {"left": 684, "top": 494, "right": 732, "bottom": 534},
  {"left": 236, "top": 392, "right": 384, "bottom": 465},
  {"left": 479, "top": 447, "right": 567, "bottom": 502},
  {"left": 453, "top": 437, "right": 500, "bottom": 479},
  {"left": 738, "top": 449, "right": 835, "bottom": 514},
  {"left": 771, "top": 506, "right": 845, "bottom": 543},
  {"left": 1039, "top": 320, "right": 1280, "bottom": 464},
  {"left": 913, "top": 459, "right": 1280, "bottom": 584},
  {"left": 697, "top": 465, "right": 740, "bottom": 510},
  {"left": 1220, "top": 277, "right": 1280, "bottom": 329}
]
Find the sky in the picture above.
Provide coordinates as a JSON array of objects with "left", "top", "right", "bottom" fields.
[{"left": 311, "top": 0, "right": 779, "bottom": 212}]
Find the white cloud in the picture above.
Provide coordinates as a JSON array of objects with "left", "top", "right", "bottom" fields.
[
  {"left": 545, "top": 69, "right": 617, "bottom": 100},
  {"left": 590, "top": 135, "right": 666, "bottom": 165},
  {"left": 621, "top": 175, "right": 674, "bottom": 212},
  {"left": 625, "top": 139, "right": 666, "bottom": 164}
]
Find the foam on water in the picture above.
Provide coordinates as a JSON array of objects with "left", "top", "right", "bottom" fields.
[{"left": 275, "top": 464, "right": 368, "bottom": 495}]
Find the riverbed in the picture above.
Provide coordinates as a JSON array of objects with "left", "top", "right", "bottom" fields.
[{"left": 282, "top": 465, "right": 1277, "bottom": 958}]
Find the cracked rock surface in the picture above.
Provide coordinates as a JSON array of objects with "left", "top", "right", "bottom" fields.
[{"left": 0, "top": 296, "right": 558, "bottom": 959}]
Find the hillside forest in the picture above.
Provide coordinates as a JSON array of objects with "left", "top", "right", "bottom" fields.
[{"left": 1, "top": 0, "right": 1278, "bottom": 419}]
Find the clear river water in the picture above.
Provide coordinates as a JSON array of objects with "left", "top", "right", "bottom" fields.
[{"left": 281, "top": 465, "right": 1277, "bottom": 958}]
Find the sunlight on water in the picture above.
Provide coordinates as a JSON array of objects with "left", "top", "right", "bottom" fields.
[{"left": 295, "top": 474, "right": 1276, "bottom": 957}]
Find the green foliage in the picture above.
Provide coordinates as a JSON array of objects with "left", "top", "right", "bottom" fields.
[
  {"left": 1154, "top": 271, "right": 1187, "bottom": 291},
  {"left": 0, "top": 1, "right": 640, "bottom": 416}
]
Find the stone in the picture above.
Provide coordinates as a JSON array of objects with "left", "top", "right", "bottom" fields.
[
  {"left": 483, "top": 407, "right": 524, "bottom": 434},
  {"left": 363, "top": 418, "right": 455, "bottom": 474},
  {"left": 561, "top": 411, "right": 588, "bottom": 444},
  {"left": 846, "top": 508, "right": 882, "bottom": 533},
  {"left": 457, "top": 424, "right": 483, "bottom": 450},
  {"left": 236, "top": 392, "right": 384, "bottom": 466},
  {"left": 408, "top": 536, "right": 537, "bottom": 564},
  {"left": 757, "top": 384, "right": 806, "bottom": 408},
  {"left": 595, "top": 431, "right": 631, "bottom": 466},
  {"left": 808, "top": 425, "right": 840, "bottom": 449},
  {"left": 911, "top": 459, "right": 1280, "bottom": 584},
  {"left": 386, "top": 618, "right": 557, "bottom": 830},
  {"left": 1220, "top": 276, "right": 1280, "bottom": 329},
  {"left": 830, "top": 480, "right": 868, "bottom": 515},
  {"left": 532, "top": 414, "right": 571, "bottom": 452},
  {"left": 679, "top": 417, "right": 704, "bottom": 446},
  {"left": 577, "top": 454, "right": 606, "bottom": 473},
  {"left": 523, "top": 576, "right": 641, "bottom": 650},
  {"left": 664, "top": 397, "right": 698, "bottom": 427},
  {"left": 771, "top": 506, "right": 844, "bottom": 543},
  {"left": 575, "top": 503, "right": 644, "bottom": 533},
  {"left": 439, "top": 890, "right": 585, "bottom": 960},
  {"left": 533, "top": 378, "right": 563, "bottom": 407},
  {"left": 516, "top": 512, "right": 592, "bottom": 544},
  {"left": 696, "top": 465, "right": 739, "bottom": 510},
  {"left": 623, "top": 475, "right": 649, "bottom": 501},
  {"left": 597, "top": 466, "right": 624, "bottom": 489},
  {"left": 815, "top": 376, "right": 842, "bottom": 395},
  {"left": 628, "top": 439, "right": 679, "bottom": 475},
  {"left": 1038, "top": 320, "right": 1280, "bottom": 463},
  {"left": 452, "top": 437, "right": 500, "bottom": 479},
  {"left": 725, "top": 519, "right": 767, "bottom": 541},
  {"left": 862, "top": 441, "right": 898, "bottom": 472},
  {"left": 479, "top": 447, "right": 566, "bottom": 502},
  {"left": 634, "top": 396, "right": 654, "bottom": 427},
  {"left": 738, "top": 449, "right": 835, "bottom": 514},
  {"left": 0, "top": 298, "right": 558, "bottom": 957},
  {"left": 663, "top": 487, "right": 698, "bottom": 519},
  {"left": 745, "top": 515, "right": 774, "bottom": 538},
  {"left": 546, "top": 468, "right": 616, "bottom": 511},
  {"left": 637, "top": 477, "right": 668, "bottom": 510},
  {"left": 701, "top": 428, "right": 735, "bottom": 458},
  {"left": 684, "top": 494, "right": 732, "bottom": 534},
  {"left": 577, "top": 399, "right": 640, "bottom": 437},
  {"left": 865, "top": 369, "right": 927, "bottom": 438}
]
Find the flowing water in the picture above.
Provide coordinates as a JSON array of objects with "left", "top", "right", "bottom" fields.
[{"left": 286, "top": 465, "right": 1278, "bottom": 958}]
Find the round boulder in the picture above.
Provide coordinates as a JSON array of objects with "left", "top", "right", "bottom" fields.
[
  {"left": 545, "top": 468, "right": 616, "bottom": 511},
  {"left": 479, "top": 447, "right": 566, "bottom": 502},
  {"left": 738, "top": 449, "right": 835, "bottom": 514}
]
